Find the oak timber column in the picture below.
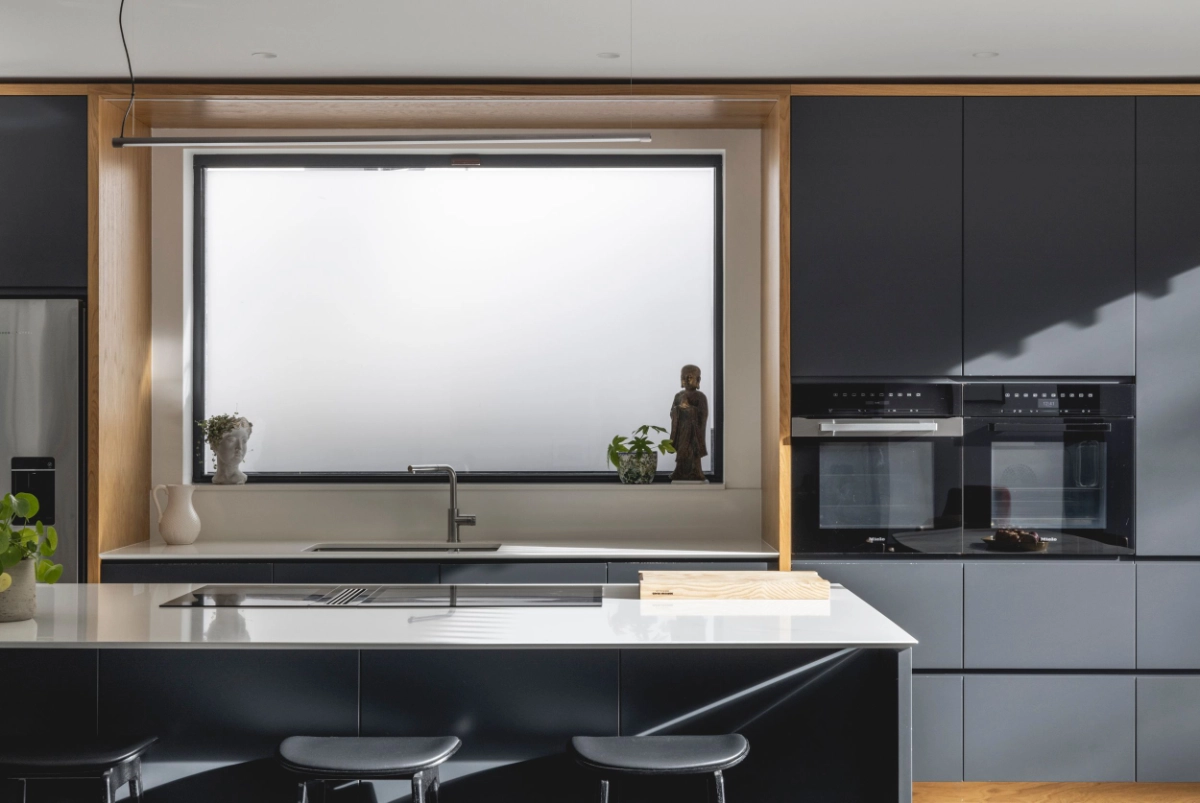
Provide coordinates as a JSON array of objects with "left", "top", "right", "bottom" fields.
[{"left": 86, "top": 93, "right": 152, "bottom": 580}]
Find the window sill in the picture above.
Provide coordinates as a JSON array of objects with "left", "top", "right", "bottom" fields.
[{"left": 187, "top": 482, "right": 728, "bottom": 492}]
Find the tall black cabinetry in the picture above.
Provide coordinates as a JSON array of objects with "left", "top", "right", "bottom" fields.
[
  {"left": 1136, "top": 97, "right": 1200, "bottom": 555},
  {"left": 0, "top": 96, "right": 88, "bottom": 293},
  {"left": 790, "top": 96, "right": 1137, "bottom": 379},
  {"left": 790, "top": 97, "right": 963, "bottom": 377},
  {"left": 962, "top": 97, "right": 1135, "bottom": 376}
]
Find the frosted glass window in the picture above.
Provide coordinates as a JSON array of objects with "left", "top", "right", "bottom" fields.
[{"left": 196, "top": 156, "right": 720, "bottom": 477}]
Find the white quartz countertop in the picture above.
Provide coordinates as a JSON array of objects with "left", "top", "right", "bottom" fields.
[
  {"left": 100, "top": 539, "right": 780, "bottom": 562},
  {"left": 0, "top": 584, "right": 916, "bottom": 651}
]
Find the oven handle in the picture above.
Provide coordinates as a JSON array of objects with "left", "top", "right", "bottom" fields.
[
  {"left": 792, "top": 418, "right": 964, "bottom": 438},
  {"left": 989, "top": 423, "right": 1113, "bottom": 433}
]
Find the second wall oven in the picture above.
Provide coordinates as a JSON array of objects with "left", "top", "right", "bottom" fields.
[{"left": 962, "top": 382, "right": 1135, "bottom": 555}]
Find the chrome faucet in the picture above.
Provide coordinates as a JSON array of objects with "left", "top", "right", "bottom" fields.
[{"left": 407, "top": 464, "right": 476, "bottom": 543}]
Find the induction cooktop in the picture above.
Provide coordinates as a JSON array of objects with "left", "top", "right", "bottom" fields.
[{"left": 160, "top": 584, "right": 604, "bottom": 608}]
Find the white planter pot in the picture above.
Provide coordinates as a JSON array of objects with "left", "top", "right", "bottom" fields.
[
  {"left": 617, "top": 452, "right": 658, "bottom": 484},
  {"left": 0, "top": 559, "right": 36, "bottom": 623}
]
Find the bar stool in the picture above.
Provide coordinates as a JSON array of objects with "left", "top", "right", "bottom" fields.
[
  {"left": 0, "top": 735, "right": 156, "bottom": 803},
  {"left": 277, "top": 736, "right": 461, "bottom": 803},
  {"left": 571, "top": 734, "right": 749, "bottom": 803}
]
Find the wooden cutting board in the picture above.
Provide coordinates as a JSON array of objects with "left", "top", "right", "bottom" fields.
[{"left": 638, "top": 570, "right": 831, "bottom": 600}]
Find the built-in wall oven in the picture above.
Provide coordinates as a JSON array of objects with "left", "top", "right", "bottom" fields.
[
  {"left": 791, "top": 383, "right": 964, "bottom": 554},
  {"left": 962, "top": 382, "right": 1135, "bottom": 556}
]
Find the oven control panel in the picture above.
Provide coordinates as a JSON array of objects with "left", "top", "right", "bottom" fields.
[
  {"left": 963, "top": 383, "right": 1134, "bottom": 416},
  {"left": 793, "top": 383, "right": 961, "bottom": 417}
]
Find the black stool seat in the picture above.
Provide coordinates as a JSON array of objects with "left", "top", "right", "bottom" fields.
[
  {"left": 279, "top": 736, "right": 460, "bottom": 778},
  {"left": 0, "top": 736, "right": 156, "bottom": 803},
  {"left": 0, "top": 736, "right": 157, "bottom": 774},
  {"left": 572, "top": 735, "right": 749, "bottom": 775}
]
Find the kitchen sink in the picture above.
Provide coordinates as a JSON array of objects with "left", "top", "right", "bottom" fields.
[
  {"left": 161, "top": 584, "right": 603, "bottom": 608},
  {"left": 304, "top": 542, "right": 502, "bottom": 552}
]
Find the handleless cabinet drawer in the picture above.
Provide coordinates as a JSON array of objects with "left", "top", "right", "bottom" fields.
[
  {"left": 272, "top": 561, "right": 439, "bottom": 585},
  {"left": 439, "top": 562, "right": 607, "bottom": 585},
  {"left": 964, "top": 561, "right": 1135, "bottom": 669},
  {"left": 793, "top": 560, "right": 963, "bottom": 669},
  {"left": 964, "top": 675, "right": 1135, "bottom": 781},
  {"left": 1137, "top": 676, "right": 1200, "bottom": 781},
  {"left": 101, "top": 561, "right": 273, "bottom": 584},
  {"left": 914, "top": 675, "right": 964, "bottom": 781},
  {"left": 1137, "top": 562, "right": 1200, "bottom": 668}
]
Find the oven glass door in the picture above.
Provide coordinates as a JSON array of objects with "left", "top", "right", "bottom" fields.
[
  {"left": 792, "top": 419, "right": 964, "bottom": 554},
  {"left": 964, "top": 419, "right": 1134, "bottom": 555}
]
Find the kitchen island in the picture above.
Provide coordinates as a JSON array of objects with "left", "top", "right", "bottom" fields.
[{"left": 0, "top": 583, "right": 915, "bottom": 803}]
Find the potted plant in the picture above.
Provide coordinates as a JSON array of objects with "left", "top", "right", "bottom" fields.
[
  {"left": 0, "top": 492, "right": 63, "bottom": 623},
  {"left": 607, "top": 425, "right": 675, "bottom": 484}
]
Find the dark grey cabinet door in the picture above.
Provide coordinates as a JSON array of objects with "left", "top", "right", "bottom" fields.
[
  {"left": 0, "top": 96, "right": 88, "bottom": 291},
  {"left": 1137, "top": 677, "right": 1200, "bottom": 781},
  {"left": 101, "top": 561, "right": 274, "bottom": 584},
  {"left": 1136, "top": 562, "right": 1200, "bottom": 668},
  {"left": 913, "top": 675, "right": 963, "bottom": 782},
  {"left": 792, "top": 560, "right": 963, "bottom": 669},
  {"left": 790, "top": 97, "right": 963, "bottom": 377},
  {"left": 439, "top": 562, "right": 607, "bottom": 584},
  {"left": 1136, "top": 97, "right": 1200, "bottom": 555},
  {"left": 964, "top": 675, "right": 1135, "bottom": 781},
  {"left": 607, "top": 561, "right": 769, "bottom": 584},
  {"left": 963, "top": 561, "right": 1135, "bottom": 669},
  {"left": 963, "top": 97, "right": 1135, "bottom": 376},
  {"left": 272, "top": 561, "right": 439, "bottom": 585}
]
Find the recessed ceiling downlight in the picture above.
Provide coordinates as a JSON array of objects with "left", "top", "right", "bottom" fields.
[
  {"left": 973, "top": 51, "right": 1000, "bottom": 58},
  {"left": 597, "top": 52, "right": 621, "bottom": 59}
]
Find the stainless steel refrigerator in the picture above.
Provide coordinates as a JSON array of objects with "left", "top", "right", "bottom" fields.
[{"left": 0, "top": 299, "right": 83, "bottom": 582}]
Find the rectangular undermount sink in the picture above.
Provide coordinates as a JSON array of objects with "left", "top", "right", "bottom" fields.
[{"left": 304, "top": 542, "right": 502, "bottom": 552}]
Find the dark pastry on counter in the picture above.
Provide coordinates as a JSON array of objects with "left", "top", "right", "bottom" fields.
[{"left": 993, "top": 527, "right": 1041, "bottom": 546}]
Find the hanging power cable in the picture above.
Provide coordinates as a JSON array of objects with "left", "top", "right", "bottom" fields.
[{"left": 118, "top": 0, "right": 135, "bottom": 139}]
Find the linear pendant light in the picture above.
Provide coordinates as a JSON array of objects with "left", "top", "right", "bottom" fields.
[{"left": 112, "top": 132, "right": 653, "bottom": 148}]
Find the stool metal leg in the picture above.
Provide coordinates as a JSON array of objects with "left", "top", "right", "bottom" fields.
[
  {"left": 597, "top": 778, "right": 610, "bottom": 803},
  {"left": 424, "top": 766, "right": 441, "bottom": 803},
  {"left": 296, "top": 780, "right": 310, "bottom": 803},
  {"left": 711, "top": 770, "right": 726, "bottom": 803},
  {"left": 412, "top": 770, "right": 427, "bottom": 803},
  {"left": 129, "top": 776, "right": 145, "bottom": 803}
]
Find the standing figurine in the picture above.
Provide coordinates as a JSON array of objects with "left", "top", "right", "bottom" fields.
[{"left": 670, "top": 364, "right": 709, "bottom": 482}]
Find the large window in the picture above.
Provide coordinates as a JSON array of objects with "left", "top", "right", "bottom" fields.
[{"left": 193, "top": 154, "right": 723, "bottom": 482}]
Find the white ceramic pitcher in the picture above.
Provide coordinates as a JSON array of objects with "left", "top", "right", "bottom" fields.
[{"left": 152, "top": 484, "right": 202, "bottom": 545}]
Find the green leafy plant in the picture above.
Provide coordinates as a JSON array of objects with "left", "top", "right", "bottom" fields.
[
  {"left": 607, "top": 425, "right": 675, "bottom": 469},
  {"left": 0, "top": 492, "right": 62, "bottom": 592},
  {"left": 197, "top": 412, "right": 243, "bottom": 467}
]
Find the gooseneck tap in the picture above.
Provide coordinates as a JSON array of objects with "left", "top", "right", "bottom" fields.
[{"left": 407, "top": 464, "right": 476, "bottom": 544}]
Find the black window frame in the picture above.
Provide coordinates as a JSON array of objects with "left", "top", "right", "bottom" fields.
[{"left": 191, "top": 152, "right": 725, "bottom": 484}]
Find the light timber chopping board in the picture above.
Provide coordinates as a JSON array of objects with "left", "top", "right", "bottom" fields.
[{"left": 638, "top": 570, "right": 831, "bottom": 600}]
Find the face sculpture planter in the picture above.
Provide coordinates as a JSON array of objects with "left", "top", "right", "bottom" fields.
[{"left": 213, "top": 417, "right": 253, "bottom": 485}]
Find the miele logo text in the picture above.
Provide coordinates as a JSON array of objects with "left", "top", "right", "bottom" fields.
[{"left": 651, "top": 591, "right": 675, "bottom": 596}]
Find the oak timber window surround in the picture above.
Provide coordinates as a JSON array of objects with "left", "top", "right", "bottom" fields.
[{"left": 192, "top": 153, "right": 724, "bottom": 483}]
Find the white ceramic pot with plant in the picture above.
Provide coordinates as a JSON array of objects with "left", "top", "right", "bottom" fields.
[
  {"left": 0, "top": 492, "right": 64, "bottom": 624},
  {"left": 607, "top": 425, "right": 676, "bottom": 485}
]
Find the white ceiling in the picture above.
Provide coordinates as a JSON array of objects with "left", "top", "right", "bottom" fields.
[{"left": 3, "top": 0, "right": 1200, "bottom": 81}]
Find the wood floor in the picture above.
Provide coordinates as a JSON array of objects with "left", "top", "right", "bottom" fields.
[{"left": 914, "top": 783, "right": 1200, "bottom": 802}]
